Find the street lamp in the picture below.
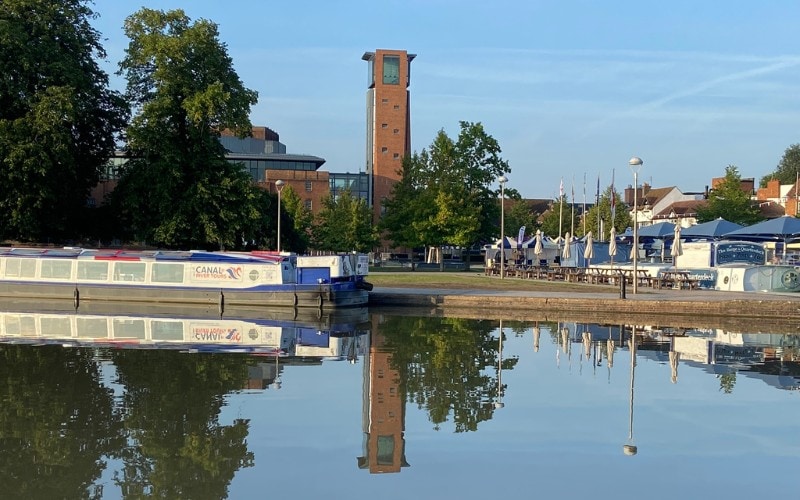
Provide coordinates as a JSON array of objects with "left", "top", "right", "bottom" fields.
[
  {"left": 498, "top": 175, "right": 508, "bottom": 279},
  {"left": 275, "top": 179, "right": 285, "bottom": 252},
  {"left": 628, "top": 157, "right": 643, "bottom": 294}
]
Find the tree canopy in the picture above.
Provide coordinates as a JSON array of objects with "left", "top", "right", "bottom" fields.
[
  {"left": 110, "top": 8, "right": 261, "bottom": 249},
  {"left": 0, "top": 0, "right": 128, "bottom": 241},
  {"left": 697, "top": 165, "right": 764, "bottom": 225},
  {"left": 312, "top": 189, "right": 378, "bottom": 252},
  {"left": 381, "top": 121, "right": 511, "bottom": 250},
  {"left": 760, "top": 144, "right": 800, "bottom": 187}
]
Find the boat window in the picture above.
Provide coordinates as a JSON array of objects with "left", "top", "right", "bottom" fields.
[
  {"left": 3, "top": 315, "right": 36, "bottom": 336},
  {"left": 39, "top": 317, "right": 71, "bottom": 336},
  {"left": 113, "top": 319, "right": 146, "bottom": 339},
  {"left": 151, "top": 263, "right": 184, "bottom": 283},
  {"left": 113, "top": 262, "right": 146, "bottom": 282},
  {"left": 77, "top": 261, "right": 109, "bottom": 281},
  {"left": 151, "top": 320, "right": 184, "bottom": 341},
  {"left": 40, "top": 259, "right": 73, "bottom": 280},
  {"left": 76, "top": 318, "right": 108, "bottom": 338},
  {"left": 4, "top": 258, "right": 36, "bottom": 278}
]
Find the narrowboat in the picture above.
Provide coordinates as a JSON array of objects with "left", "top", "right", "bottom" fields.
[{"left": 0, "top": 247, "right": 372, "bottom": 309}]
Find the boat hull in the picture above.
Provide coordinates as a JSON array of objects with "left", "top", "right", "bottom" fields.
[{"left": 0, "top": 279, "right": 368, "bottom": 309}]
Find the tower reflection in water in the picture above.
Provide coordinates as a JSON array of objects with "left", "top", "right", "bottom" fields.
[{"left": 357, "top": 318, "right": 409, "bottom": 473}]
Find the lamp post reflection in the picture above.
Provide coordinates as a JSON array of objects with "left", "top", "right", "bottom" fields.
[
  {"left": 495, "top": 319, "right": 505, "bottom": 409},
  {"left": 623, "top": 326, "right": 637, "bottom": 456}
]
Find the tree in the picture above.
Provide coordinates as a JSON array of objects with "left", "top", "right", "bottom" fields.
[
  {"left": 0, "top": 0, "right": 128, "bottom": 241},
  {"left": 312, "top": 189, "right": 378, "bottom": 252},
  {"left": 760, "top": 144, "right": 800, "bottom": 187},
  {"left": 503, "top": 198, "right": 537, "bottom": 241},
  {"left": 280, "top": 186, "right": 312, "bottom": 252},
  {"left": 539, "top": 197, "right": 579, "bottom": 239},
  {"left": 110, "top": 8, "right": 260, "bottom": 249},
  {"left": 381, "top": 121, "right": 511, "bottom": 251},
  {"left": 584, "top": 187, "right": 630, "bottom": 240},
  {"left": 697, "top": 165, "right": 763, "bottom": 225}
]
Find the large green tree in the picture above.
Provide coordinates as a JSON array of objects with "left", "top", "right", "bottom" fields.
[
  {"left": 312, "top": 189, "right": 378, "bottom": 252},
  {"left": 381, "top": 121, "right": 511, "bottom": 250},
  {"left": 697, "top": 165, "right": 764, "bottom": 225},
  {"left": 0, "top": 0, "right": 128, "bottom": 241},
  {"left": 110, "top": 8, "right": 261, "bottom": 249},
  {"left": 760, "top": 144, "right": 800, "bottom": 187}
]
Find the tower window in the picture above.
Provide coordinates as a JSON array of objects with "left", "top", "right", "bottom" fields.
[
  {"left": 393, "top": 153, "right": 399, "bottom": 159},
  {"left": 305, "top": 180, "right": 312, "bottom": 192},
  {"left": 381, "top": 123, "right": 388, "bottom": 128},
  {"left": 304, "top": 199, "right": 312, "bottom": 210},
  {"left": 383, "top": 55, "right": 400, "bottom": 85},
  {"left": 381, "top": 147, "right": 388, "bottom": 153}
]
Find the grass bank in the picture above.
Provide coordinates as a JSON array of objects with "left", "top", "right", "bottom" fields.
[{"left": 366, "top": 270, "right": 601, "bottom": 293}]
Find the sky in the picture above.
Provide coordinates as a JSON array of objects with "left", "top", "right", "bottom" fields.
[{"left": 89, "top": 0, "right": 800, "bottom": 200}]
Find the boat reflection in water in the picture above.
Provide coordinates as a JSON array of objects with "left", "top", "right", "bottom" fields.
[{"left": 0, "top": 300, "right": 370, "bottom": 361}]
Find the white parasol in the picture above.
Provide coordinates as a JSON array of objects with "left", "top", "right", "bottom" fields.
[
  {"left": 583, "top": 231, "right": 594, "bottom": 266},
  {"left": 534, "top": 229, "right": 544, "bottom": 259},
  {"left": 609, "top": 227, "right": 617, "bottom": 268},
  {"left": 671, "top": 225, "right": 683, "bottom": 264},
  {"left": 562, "top": 232, "right": 571, "bottom": 260}
]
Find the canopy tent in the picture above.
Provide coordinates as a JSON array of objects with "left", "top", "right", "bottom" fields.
[
  {"left": 723, "top": 216, "right": 800, "bottom": 240},
  {"left": 637, "top": 222, "right": 676, "bottom": 238},
  {"left": 681, "top": 218, "right": 743, "bottom": 239},
  {"left": 722, "top": 216, "right": 800, "bottom": 260}
]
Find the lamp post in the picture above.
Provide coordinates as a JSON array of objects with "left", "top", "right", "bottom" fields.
[
  {"left": 628, "top": 157, "right": 643, "bottom": 294},
  {"left": 498, "top": 175, "right": 508, "bottom": 279},
  {"left": 275, "top": 179, "right": 285, "bottom": 252}
]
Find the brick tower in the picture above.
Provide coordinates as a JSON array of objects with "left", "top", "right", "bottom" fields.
[{"left": 362, "top": 50, "right": 416, "bottom": 224}]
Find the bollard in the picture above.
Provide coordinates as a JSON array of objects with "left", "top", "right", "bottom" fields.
[{"left": 619, "top": 275, "right": 627, "bottom": 299}]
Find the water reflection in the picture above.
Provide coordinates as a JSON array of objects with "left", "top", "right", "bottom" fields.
[{"left": 1, "top": 305, "right": 799, "bottom": 496}]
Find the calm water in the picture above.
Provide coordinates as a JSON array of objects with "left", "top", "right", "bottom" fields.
[{"left": 1, "top": 306, "right": 799, "bottom": 499}]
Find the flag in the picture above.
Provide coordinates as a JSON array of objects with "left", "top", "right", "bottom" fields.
[
  {"left": 596, "top": 175, "right": 600, "bottom": 203},
  {"left": 559, "top": 178, "right": 564, "bottom": 199},
  {"left": 518, "top": 225, "right": 526, "bottom": 243},
  {"left": 610, "top": 168, "right": 616, "bottom": 221}
]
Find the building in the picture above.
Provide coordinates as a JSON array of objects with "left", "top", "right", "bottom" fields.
[{"left": 362, "top": 50, "right": 416, "bottom": 223}]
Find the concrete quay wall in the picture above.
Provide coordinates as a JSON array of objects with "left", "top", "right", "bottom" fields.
[{"left": 369, "top": 288, "right": 800, "bottom": 333}]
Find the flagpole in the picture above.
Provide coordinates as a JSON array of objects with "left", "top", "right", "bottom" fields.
[
  {"left": 596, "top": 174, "right": 601, "bottom": 240},
  {"left": 583, "top": 173, "right": 587, "bottom": 235},
  {"left": 559, "top": 178, "right": 564, "bottom": 252},
  {"left": 571, "top": 175, "right": 575, "bottom": 237}
]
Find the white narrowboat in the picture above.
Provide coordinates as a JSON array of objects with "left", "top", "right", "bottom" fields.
[{"left": 0, "top": 248, "right": 372, "bottom": 309}]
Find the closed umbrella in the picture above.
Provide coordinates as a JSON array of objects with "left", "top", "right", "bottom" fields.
[
  {"left": 609, "top": 227, "right": 618, "bottom": 268},
  {"left": 534, "top": 229, "right": 544, "bottom": 261},
  {"left": 562, "top": 232, "right": 571, "bottom": 261},
  {"left": 583, "top": 231, "right": 594, "bottom": 267},
  {"left": 671, "top": 225, "right": 683, "bottom": 265}
]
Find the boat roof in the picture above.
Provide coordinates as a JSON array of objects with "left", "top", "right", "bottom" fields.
[{"left": 0, "top": 247, "right": 286, "bottom": 263}]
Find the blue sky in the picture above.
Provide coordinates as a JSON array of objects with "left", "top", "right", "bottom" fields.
[{"left": 90, "top": 0, "right": 800, "bottom": 199}]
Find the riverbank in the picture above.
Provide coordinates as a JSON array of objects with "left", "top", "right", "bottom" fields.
[{"left": 367, "top": 271, "right": 800, "bottom": 332}]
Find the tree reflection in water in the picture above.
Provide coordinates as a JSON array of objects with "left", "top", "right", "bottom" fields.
[
  {"left": 378, "top": 316, "right": 519, "bottom": 432},
  {"left": 110, "top": 350, "right": 255, "bottom": 498}
]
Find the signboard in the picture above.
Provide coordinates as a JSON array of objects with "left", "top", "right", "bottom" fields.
[{"left": 715, "top": 242, "right": 765, "bottom": 266}]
